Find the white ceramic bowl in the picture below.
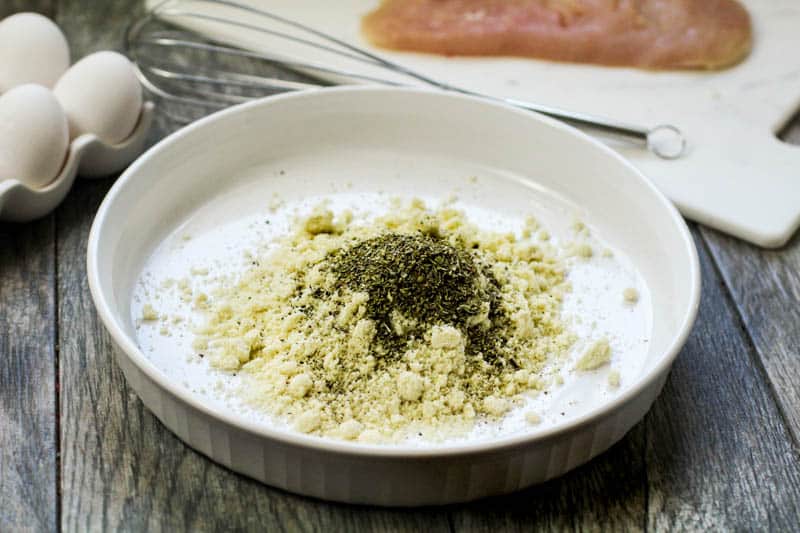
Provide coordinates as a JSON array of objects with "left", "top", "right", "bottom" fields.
[
  {"left": 0, "top": 101, "right": 154, "bottom": 222},
  {"left": 87, "top": 87, "right": 700, "bottom": 506}
]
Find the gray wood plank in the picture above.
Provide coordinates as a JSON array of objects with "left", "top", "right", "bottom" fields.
[
  {"left": 450, "top": 425, "right": 646, "bottom": 532},
  {"left": 0, "top": 7, "right": 59, "bottom": 530},
  {"left": 698, "top": 122, "right": 800, "bottom": 445},
  {"left": 646, "top": 228, "right": 800, "bottom": 531},
  {"left": 700, "top": 226, "right": 800, "bottom": 443},
  {"left": 0, "top": 215, "right": 57, "bottom": 533},
  {"left": 1, "top": 1, "right": 55, "bottom": 18}
]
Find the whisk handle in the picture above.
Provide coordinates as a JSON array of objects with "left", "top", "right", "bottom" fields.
[{"left": 444, "top": 88, "right": 686, "bottom": 160}]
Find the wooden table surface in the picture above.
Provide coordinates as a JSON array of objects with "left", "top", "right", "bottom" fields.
[{"left": 2, "top": 1, "right": 800, "bottom": 531}]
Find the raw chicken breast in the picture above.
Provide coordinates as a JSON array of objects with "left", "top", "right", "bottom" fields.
[{"left": 362, "top": 0, "right": 752, "bottom": 70}]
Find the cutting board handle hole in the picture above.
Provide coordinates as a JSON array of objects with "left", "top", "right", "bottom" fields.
[{"left": 777, "top": 106, "right": 800, "bottom": 146}]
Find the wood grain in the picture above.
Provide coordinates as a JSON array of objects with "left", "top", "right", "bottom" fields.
[
  {"left": 0, "top": 0, "right": 798, "bottom": 530},
  {"left": 0, "top": 215, "right": 57, "bottom": 533},
  {"left": 0, "top": 1, "right": 56, "bottom": 18},
  {"left": 696, "top": 123, "right": 800, "bottom": 447},
  {"left": 699, "top": 224, "right": 800, "bottom": 445},
  {"left": 450, "top": 425, "right": 646, "bottom": 532},
  {"left": 646, "top": 228, "right": 800, "bottom": 531},
  {"left": 0, "top": 6, "right": 59, "bottom": 532}
]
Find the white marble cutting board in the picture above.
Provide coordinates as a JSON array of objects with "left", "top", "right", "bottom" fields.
[{"left": 149, "top": 0, "right": 800, "bottom": 247}]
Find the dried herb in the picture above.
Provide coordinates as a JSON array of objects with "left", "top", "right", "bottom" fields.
[{"left": 328, "top": 233, "right": 510, "bottom": 364}]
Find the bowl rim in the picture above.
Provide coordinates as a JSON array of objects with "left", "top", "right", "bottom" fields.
[{"left": 87, "top": 85, "right": 701, "bottom": 459}]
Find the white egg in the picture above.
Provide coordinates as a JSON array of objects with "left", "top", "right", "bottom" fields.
[
  {"left": 0, "top": 12, "right": 70, "bottom": 92},
  {"left": 0, "top": 84, "right": 69, "bottom": 188},
  {"left": 53, "top": 51, "right": 142, "bottom": 145}
]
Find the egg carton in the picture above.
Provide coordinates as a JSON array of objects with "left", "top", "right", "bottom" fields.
[{"left": 0, "top": 101, "right": 154, "bottom": 222}]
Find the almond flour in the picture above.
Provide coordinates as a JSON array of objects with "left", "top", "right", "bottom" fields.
[{"left": 191, "top": 199, "right": 576, "bottom": 442}]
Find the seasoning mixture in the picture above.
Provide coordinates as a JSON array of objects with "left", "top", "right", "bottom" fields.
[{"left": 190, "top": 199, "right": 577, "bottom": 442}]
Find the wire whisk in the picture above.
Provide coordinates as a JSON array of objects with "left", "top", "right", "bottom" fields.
[{"left": 126, "top": 0, "right": 686, "bottom": 159}]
